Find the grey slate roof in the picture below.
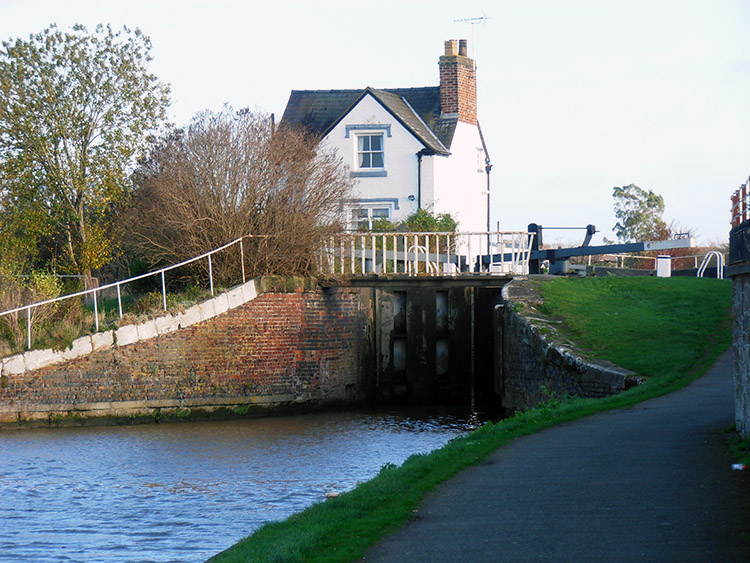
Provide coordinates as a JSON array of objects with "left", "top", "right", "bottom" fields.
[{"left": 280, "top": 86, "right": 456, "bottom": 155}]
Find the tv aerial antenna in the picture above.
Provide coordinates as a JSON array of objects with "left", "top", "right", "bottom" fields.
[{"left": 454, "top": 13, "right": 490, "bottom": 63}]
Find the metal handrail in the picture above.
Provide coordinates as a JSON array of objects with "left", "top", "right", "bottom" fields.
[
  {"left": 0, "top": 235, "right": 268, "bottom": 350},
  {"left": 697, "top": 251, "right": 725, "bottom": 279},
  {"left": 594, "top": 252, "right": 727, "bottom": 270}
]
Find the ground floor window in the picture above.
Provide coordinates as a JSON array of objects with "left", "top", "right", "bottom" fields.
[{"left": 351, "top": 205, "right": 391, "bottom": 230}]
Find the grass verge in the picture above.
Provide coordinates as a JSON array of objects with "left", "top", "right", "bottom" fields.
[{"left": 208, "top": 276, "right": 733, "bottom": 563}]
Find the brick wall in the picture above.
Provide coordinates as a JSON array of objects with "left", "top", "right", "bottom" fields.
[
  {"left": 0, "top": 285, "right": 371, "bottom": 427},
  {"left": 439, "top": 49, "right": 477, "bottom": 125}
]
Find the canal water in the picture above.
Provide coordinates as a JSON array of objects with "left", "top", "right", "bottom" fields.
[{"left": 0, "top": 409, "right": 477, "bottom": 562}]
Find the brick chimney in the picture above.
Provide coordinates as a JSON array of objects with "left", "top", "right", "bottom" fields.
[{"left": 439, "top": 39, "right": 477, "bottom": 125}]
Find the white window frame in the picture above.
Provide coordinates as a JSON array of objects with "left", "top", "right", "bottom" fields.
[
  {"left": 345, "top": 124, "right": 390, "bottom": 178},
  {"left": 350, "top": 203, "right": 394, "bottom": 231},
  {"left": 356, "top": 133, "right": 385, "bottom": 170}
]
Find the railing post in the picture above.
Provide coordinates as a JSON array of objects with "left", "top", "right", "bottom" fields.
[
  {"left": 412, "top": 234, "right": 418, "bottom": 276},
  {"left": 392, "top": 235, "right": 398, "bottom": 274},
  {"left": 27, "top": 307, "right": 31, "bottom": 350},
  {"left": 161, "top": 270, "right": 167, "bottom": 310},
  {"left": 208, "top": 255, "right": 214, "bottom": 296},
  {"left": 93, "top": 290, "right": 99, "bottom": 332},
  {"left": 359, "top": 235, "right": 367, "bottom": 274},
  {"left": 117, "top": 283, "right": 123, "bottom": 319},
  {"left": 240, "top": 238, "right": 246, "bottom": 284}
]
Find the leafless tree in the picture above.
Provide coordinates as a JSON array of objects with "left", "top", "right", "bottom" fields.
[{"left": 125, "top": 108, "right": 353, "bottom": 284}]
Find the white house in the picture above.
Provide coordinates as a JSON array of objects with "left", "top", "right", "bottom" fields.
[{"left": 280, "top": 39, "right": 491, "bottom": 232}]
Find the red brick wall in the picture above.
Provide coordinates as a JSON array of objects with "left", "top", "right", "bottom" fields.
[
  {"left": 0, "top": 287, "right": 370, "bottom": 425},
  {"left": 439, "top": 54, "right": 477, "bottom": 125}
]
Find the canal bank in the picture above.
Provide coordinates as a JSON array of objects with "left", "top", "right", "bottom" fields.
[{"left": 1, "top": 275, "right": 640, "bottom": 429}]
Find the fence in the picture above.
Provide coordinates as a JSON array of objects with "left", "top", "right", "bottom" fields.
[
  {"left": 594, "top": 253, "right": 727, "bottom": 271},
  {"left": 0, "top": 236, "right": 261, "bottom": 351},
  {"left": 316, "top": 231, "right": 535, "bottom": 276},
  {"left": 1, "top": 231, "right": 535, "bottom": 352},
  {"left": 731, "top": 175, "right": 750, "bottom": 227}
]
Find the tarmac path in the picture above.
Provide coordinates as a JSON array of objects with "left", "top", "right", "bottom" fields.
[{"left": 365, "top": 350, "right": 750, "bottom": 562}]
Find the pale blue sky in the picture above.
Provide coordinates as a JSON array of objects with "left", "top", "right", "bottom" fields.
[{"left": 2, "top": 0, "right": 748, "bottom": 245}]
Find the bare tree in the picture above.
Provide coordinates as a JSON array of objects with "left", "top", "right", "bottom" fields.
[{"left": 126, "top": 108, "right": 353, "bottom": 283}]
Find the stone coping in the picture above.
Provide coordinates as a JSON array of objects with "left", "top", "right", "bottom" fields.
[
  {"left": 501, "top": 276, "right": 640, "bottom": 382},
  {"left": 0, "top": 279, "right": 258, "bottom": 377}
]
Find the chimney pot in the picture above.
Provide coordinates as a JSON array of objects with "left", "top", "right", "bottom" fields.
[
  {"left": 459, "top": 39, "right": 468, "bottom": 57},
  {"left": 444, "top": 39, "right": 458, "bottom": 56}
]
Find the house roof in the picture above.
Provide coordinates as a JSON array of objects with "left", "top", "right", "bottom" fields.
[{"left": 280, "top": 86, "right": 457, "bottom": 155}]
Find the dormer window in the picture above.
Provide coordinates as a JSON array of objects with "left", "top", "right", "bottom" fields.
[{"left": 358, "top": 134, "right": 384, "bottom": 169}]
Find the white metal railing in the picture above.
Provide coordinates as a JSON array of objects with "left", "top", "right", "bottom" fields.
[
  {"left": 316, "top": 231, "right": 535, "bottom": 277},
  {"left": 0, "top": 236, "right": 263, "bottom": 351},
  {"left": 595, "top": 252, "right": 727, "bottom": 271},
  {"left": 697, "top": 251, "right": 725, "bottom": 279}
]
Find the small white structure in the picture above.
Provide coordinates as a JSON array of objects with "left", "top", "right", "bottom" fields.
[
  {"left": 280, "top": 39, "right": 491, "bottom": 232},
  {"left": 656, "top": 255, "right": 672, "bottom": 277}
]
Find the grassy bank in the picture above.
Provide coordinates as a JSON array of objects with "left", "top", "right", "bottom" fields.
[{"left": 209, "top": 276, "right": 732, "bottom": 563}]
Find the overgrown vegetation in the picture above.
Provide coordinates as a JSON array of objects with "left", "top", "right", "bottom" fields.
[
  {"left": 370, "top": 208, "right": 458, "bottom": 233},
  {"left": 209, "top": 276, "right": 732, "bottom": 563},
  {"left": 125, "top": 107, "right": 353, "bottom": 284}
]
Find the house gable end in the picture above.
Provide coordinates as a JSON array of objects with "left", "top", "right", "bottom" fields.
[{"left": 280, "top": 88, "right": 453, "bottom": 154}]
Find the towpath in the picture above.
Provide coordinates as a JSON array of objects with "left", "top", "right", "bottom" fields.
[{"left": 365, "top": 350, "right": 750, "bottom": 562}]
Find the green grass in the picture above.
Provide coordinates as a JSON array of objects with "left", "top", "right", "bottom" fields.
[
  {"left": 539, "top": 276, "right": 732, "bottom": 389},
  {"left": 208, "top": 276, "right": 733, "bottom": 563}
]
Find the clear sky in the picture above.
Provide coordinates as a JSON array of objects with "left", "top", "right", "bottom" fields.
[{"left": 2, "top": 0, "right": 748, "bottom": 245}]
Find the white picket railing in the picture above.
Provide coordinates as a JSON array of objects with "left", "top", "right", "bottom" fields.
[{"left": 316, "top": 231, "right": 535, "bottom": 277}]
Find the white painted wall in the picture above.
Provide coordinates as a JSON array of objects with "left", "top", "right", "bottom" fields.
[
  {"left": 323, "top": 94, "right": 423, "bottom": 224},
  {"left": 321, "top": 95, "right": 489, "bottom": 231},
  {"left": 432, "top": 122, "right": 488, "bottom": 232}
]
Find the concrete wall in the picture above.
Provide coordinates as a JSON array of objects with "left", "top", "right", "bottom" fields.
[
  {"left": 498, "top": 279, "right": 643, "bottom": 411},
  {"left": 729, "top": 220, "right": 750, "bottom": 438},
  {"left": 0, "top": 279, "right": 371, "bottom": 428}
]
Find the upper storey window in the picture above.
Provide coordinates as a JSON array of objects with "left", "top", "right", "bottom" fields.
[
  {"left": 357, "top": 134, "right": 384, "bottom": 169},
  {"left": 345, "top": 124, "right": 390, "bottom": 178}
]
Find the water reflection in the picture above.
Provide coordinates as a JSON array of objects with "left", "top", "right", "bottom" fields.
[{"left": 0, "top": 408, "right": 479, "bottom": 563}]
